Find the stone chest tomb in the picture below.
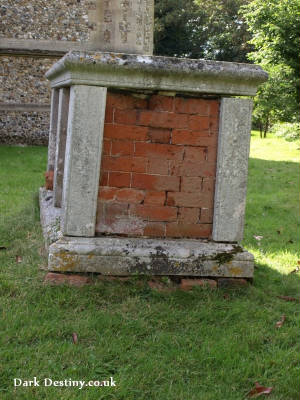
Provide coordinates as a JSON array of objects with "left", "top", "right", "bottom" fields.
[{"left": 40, "top": 0, "right": 267, "bottom": 279}]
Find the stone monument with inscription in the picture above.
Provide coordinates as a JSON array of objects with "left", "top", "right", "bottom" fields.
[
  {"left": 90, "top": 0, "right": 154, "bottom": 54},
  {"left": 39, "top": 0, "right": 268, "bottom": 284}
]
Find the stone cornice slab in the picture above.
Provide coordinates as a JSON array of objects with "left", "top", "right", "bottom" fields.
[
  {"left": 0, "top": 38, "right": 86, "bottom": 57},
  {"left": 46, "top": 51, "right": 268, "bottom": 96}
]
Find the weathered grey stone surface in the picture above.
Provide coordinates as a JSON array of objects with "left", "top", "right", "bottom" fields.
[
  {"left": 47, "top": 236, "right": 254, "bottom": 277},
  {"left": 89, "top": 0, "right": 154, "bottom": 55},
  {"left": 46, "top": 51, "right": 268, "bottom": 96},
  {"left": 62, "top": 85, "right": 107, "bottom": 237},
  {"left": 39, "top": 188, "right": 254, "bottom": 277},
  {"left": 47, "top": 89, "right": 59, "bottom": 171},
  {"left": 213, "top": 98, "right": 253, "bottom": 242},
  {"left": 54, "top": 88, "right": 70, "bottom": 208},
  {"left": 0, "top": 39, "right": 84, "bottom": 57},
  {"left": 39, "top": 187, "right": 62, "bottom": 249}
]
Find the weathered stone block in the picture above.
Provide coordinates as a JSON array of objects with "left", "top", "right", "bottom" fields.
[
  {"left": 213, "top": 98, "right": 253, "bottom": 242},
  {"left": 62, "top": 85, "right": 107, "bottom": 237}
]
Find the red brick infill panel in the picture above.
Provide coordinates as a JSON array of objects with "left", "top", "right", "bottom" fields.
[{"left": 96, "top": 92, "right": 220, "bottom": 239}]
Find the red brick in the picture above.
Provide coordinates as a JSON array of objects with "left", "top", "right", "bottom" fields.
[
  {"left": 172, "top": 129, "right": 210, "bottom": 145},
  {"left": 103, "top": 139, "right": 111, "bottom": 155},
  {"left": 206, "top": 146, "right": 218, "bottom": 162},
  {"left": 202, "top": 178, "right": 215, "bottom": 194},
  {"left": 100, "top": 172, "right": 108, "bottom": 186},
  {"left": 98, "top": 186, "right": 118, "bottom": 201},
  {"left": 109, "top": 172, "right": 131, "bottom": 188},
  {"left": 148, "top": 280, "right": 175, "bottom": 291},
  {"left": 106, "top": 92, "right": 147, "bottom": 109},
  {"left": 209, "top": 100, "right": 220, "bottom": 116},
  {"left": 147, "top": 158, "right": 169, "bottom": 175},
  {"left": 97, "top": 276, "right": 131, "bottom": 282},
  {"left": 175, "top": 97, "right": 209, "bottom": 115},
  {"left": 105, "top": 106, "right": 113, "bottom": 123},
  {"left": 105, "top": 202, "right": 129, "bottom": 217},
  {"left": 149, "top": 95, "right": 174, "bottom": 112},
  {"left": 166, "top": 223, "right": 212, "bottom": 238},
  {"left": 143, "top": 222, "right": 166, "bottom": 237},
  {"left": 130, "top": 204, "right": 177, "bottom": 222},
  {"left": 111, "top": 140, "right": 134, "bottom": 156},
  {"left": 200, "top": 208, "right": 213, "bottom": 223},
  {"left": 132, "top": 174, "right": 180, "bottom": 191},
  {"left": 45, "top": 170, "right": 54, "bottom": 190},
  {"left": 209, "top": 117, "right": 219, "bottom": 133},
  {"left": 217, "top": 278, "right": 248, "bottom": 288},
  {"left": 184, "top": 147, "right": 207, "bottom": 162},
  {"left": 135, "top": 142, "right": 184, "bottom": 161},
  {"left": 102, "top": 156, "right": 147, "bottom": 173},
  {"left": 167, "top": 191, "right": 214, "bottom": 208},
  {"left": 115, "top": 188, "right": 145, "bottom": 203},
  {"left": 104, "top": 124, "right": 148, "bottom": 141},
  {"left": 44, "top": 272, "right": 91, "bottom": 286},
  {"left": 189, "top": 115, "right": 210, "bottom": 131},
  {"left": 169, "top": 161, "right": 216, "bottom": 177},
  {"left": 180, "top": 278, "right": 217, "bottom": 290},
  {"left": 147, "top": 127, "right": 171, "bottom": 144},
  {"left": 181, "top": 177, "right": 203, "bottom": 192},
  {"left": 178, "top": 207, "right": 200, "bottom": 223},
  {"left": 96, "top": 202, "right": 144, "bottom": 236},
  {"left": 114, "top": 109, "right": 138, "bottom": 125},
  {"left": 144, "top": 191, "right": 166, "bottom": 205},
  {"left": 138, "top": 111, "right": 188, "bottom": 129}
]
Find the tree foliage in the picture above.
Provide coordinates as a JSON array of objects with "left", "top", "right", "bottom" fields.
[
  {"left": 193, "top": 0, "right": 252, "bottom": 62},
  {"left": 242, "top": 0, "right": 300, "bottom": 135},
  {"left": 242, "top": 0, "right": 300, "bottom": 77},
  {"left": 154, "top": 0, "right": 205, "bottom": 58},
  {"left": 252, "top": 65, "right": 298, "bottom": 137},
  {"left": 154, "top": 0, "right": 251, "bottom": 62}
]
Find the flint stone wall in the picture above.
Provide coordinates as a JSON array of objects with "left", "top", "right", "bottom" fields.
[
  {"left": 0, "top": 0, "right": 93, "bottom": 41},
  {"left": 0, "top": 0, "right": 96, "bottom": 145}
]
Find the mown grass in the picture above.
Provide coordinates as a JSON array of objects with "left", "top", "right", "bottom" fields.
[{"left": 0, "top": 136, "right": 299, "bottom": 400}]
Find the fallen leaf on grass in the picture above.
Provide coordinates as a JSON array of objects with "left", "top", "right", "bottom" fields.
[
  {"left": 247, "top": 382, "right": 273, "bottom": 398},
  {"left": 253, "top": 235, "right": 263, "bottom": 241},
  {"left": 275, "top": 315, "right": 286, "bottom": 328},
  {"left": 72, "top": 333, "right": 78, "bottom": 344},
  {"left": 277, "top": 295, "right": 299, "bottom": 303},
  {"left": 290, "top": 266, "right": 300, "bottom": 274},
  {"left": 15, "top": 255, "right": 22, "bottom": 263}
]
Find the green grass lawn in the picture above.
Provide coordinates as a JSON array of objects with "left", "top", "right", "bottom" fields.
[{"left": 0, "top": 133, "right": 299, "bottom": 400}]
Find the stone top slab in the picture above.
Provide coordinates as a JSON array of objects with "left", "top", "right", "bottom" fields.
[{"left": 46, "top": 51, "right": 268, "bottom": 96}]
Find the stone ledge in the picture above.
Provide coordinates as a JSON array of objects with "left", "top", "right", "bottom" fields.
[
  {"left": 39, "top": 188, "right": 62, "bottom": 249},
  {"left": 0, "top": 38, "right": 86, "bottom": 57},
  {"left": 46, "top": 51, "right": 268, "bottom": 96},
  {"left": 0, "top": 103, "right": 50, "bottom": 112},
  {"left": 39, "top": 187, "right": 254, "bottom": 278}
]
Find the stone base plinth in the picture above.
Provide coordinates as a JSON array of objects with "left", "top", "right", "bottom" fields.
[{"left": 40, "top": 188, "right": 254, "bottom": 278}]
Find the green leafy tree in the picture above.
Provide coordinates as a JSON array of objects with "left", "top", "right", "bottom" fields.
[
  {"left": 194, "top": 0, "right": 252, "bottom": 62},
  {"left": 252, "top": 65, "right": 298, "bottom": 138},
  {"left": 154, "top": 0, "right": 207, "bottom": 58},
  {"left": 154, "top": 0, "right": 252, "bottom": 62},
  {"left": 242, "top": 0, "right": 300, "bottom": 78},
  {"left": 242, "top": 0, "right": 300, "bottom": 136}
]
